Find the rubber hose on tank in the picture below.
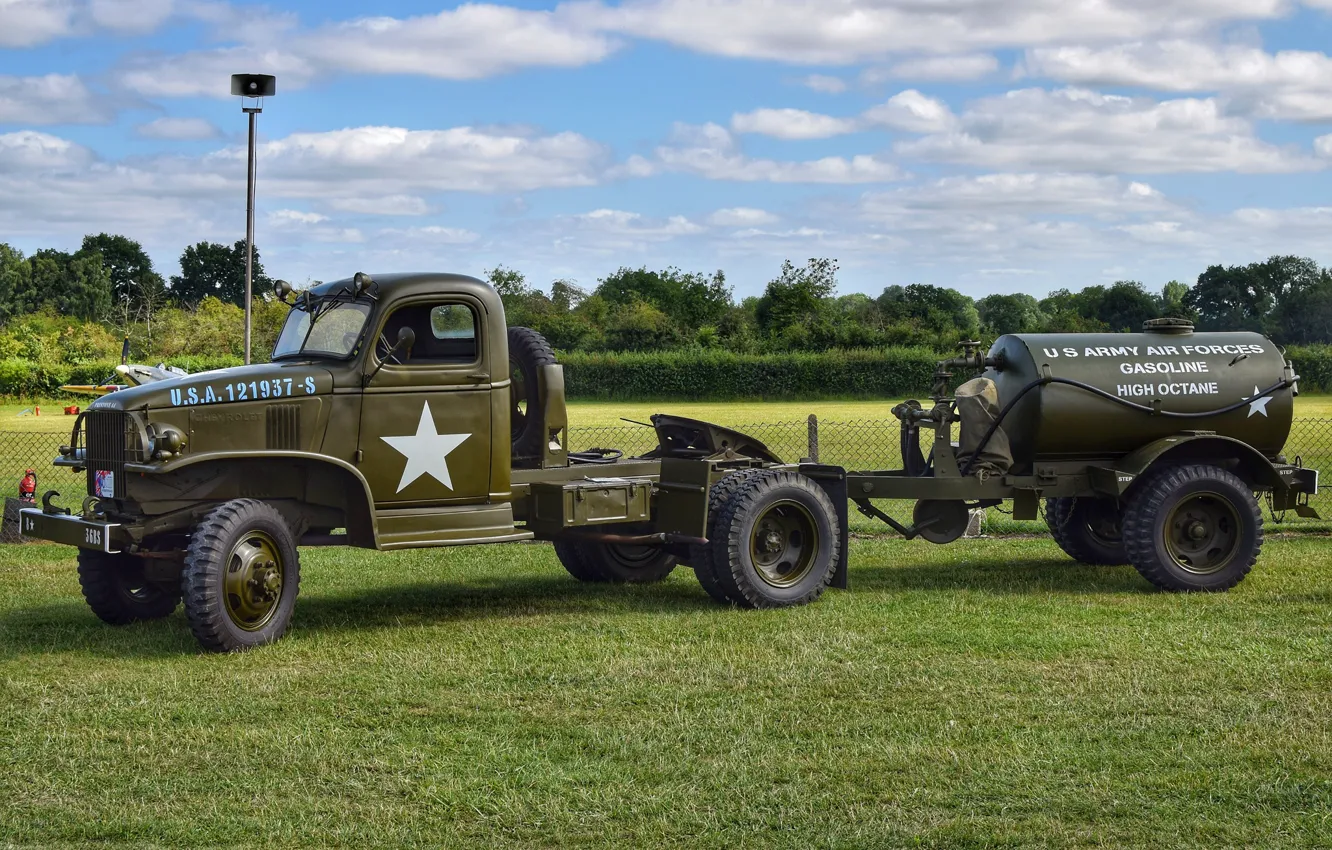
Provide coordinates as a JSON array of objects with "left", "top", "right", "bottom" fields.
[{"left": 958, "top": 376, "right": 1296, "bottom": 477}]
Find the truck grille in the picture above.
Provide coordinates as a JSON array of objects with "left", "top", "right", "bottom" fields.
[{"left": 80, "top": 409, "right": 146, "bottom": 499}]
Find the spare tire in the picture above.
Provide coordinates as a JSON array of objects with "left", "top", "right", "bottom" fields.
[{"left": 508, "top": 326, "right": 557, "bottom": 462}]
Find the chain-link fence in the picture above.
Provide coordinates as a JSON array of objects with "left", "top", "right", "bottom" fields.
[
  {"left": 566, "top": 416, "right": 1332, "bottom": 535},
  {"left": 1, "top": 416, "right": 1327, "bottom": 536}
]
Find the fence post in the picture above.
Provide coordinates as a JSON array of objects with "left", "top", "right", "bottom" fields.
[{"left": 806, "top": 414, "right": 819, "bottom": 464}]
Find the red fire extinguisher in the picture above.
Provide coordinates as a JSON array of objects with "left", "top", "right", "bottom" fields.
[{"left": 19, "top": 469, "right": 36, "bottom": 502}]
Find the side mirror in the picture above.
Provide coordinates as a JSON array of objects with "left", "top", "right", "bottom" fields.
[
  {"left": 395, "top": 326, "right": 415, "bottom": 361},
  {"left": 364, "top": 326, "right": 415, "bottom": 386},
  {"left": 274, "top": 280, "right": 292, "bottom": 303}
]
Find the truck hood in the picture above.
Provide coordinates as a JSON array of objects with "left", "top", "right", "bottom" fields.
[{"left": 89, "top": 361, "right": 335, "bottom": 412}]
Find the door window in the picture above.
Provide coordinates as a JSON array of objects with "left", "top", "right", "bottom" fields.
[{"left": 378, "top": 302, "right": 478, "bottom": 365}]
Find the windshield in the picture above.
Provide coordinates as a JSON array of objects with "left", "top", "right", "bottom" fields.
[{"left": 272, "top": 299, "right": 373, "bottom": 359}]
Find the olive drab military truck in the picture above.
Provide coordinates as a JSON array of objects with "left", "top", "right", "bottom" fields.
[{"left": 21, "top": 273, "right": 1320, "bottom": 652}]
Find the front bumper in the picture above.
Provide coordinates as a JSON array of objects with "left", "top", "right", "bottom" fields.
[{"left": 19, "top": 508, "right": 123, "bottom": 553}]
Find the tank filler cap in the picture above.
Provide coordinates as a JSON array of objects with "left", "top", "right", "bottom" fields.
[{"left": 1143, "top": 317, "right": 1194, "bottom": 334}]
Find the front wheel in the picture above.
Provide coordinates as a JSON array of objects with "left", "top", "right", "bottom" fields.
[
  {"left": 1121, "top": 464, "right": 1262, "bottom": 592},
  {"left": 182, "top": 499, "right": 301, "bottom": 652},
  {"left": 77, "top": 550, "right": 180, "bottom": 624}
]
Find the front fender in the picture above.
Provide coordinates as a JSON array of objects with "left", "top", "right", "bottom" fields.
[{"left": 126, "top": 450, "right": 379, "bottom": 545}]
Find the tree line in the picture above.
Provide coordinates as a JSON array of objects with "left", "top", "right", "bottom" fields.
[{"left": 2, "top": 233, "right": 1331, "bottom": 371}]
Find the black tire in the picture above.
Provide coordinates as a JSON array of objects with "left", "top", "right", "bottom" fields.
[
  {"left": 508, "top": 326, "right": 557, "bottom": 462},
  {"left": 689, "top": 468, "right": 766, "bottom": 604},
  {"left": 1121, "top": 464, "right": 1262, "bottom": 592},
  {"left": 554, "top": 539, "right": 677, "bottom": 583},
  {"left": 553, "top": 539, "right": 605, "bottom": 582},
  {"left": 705, "top": 470, "right": 840, "bottom": 609},
  {"left": 76, "top": 549, "right": 180, "bottom": 625},
  {"left": 182, "top": 499, "right": 301, "bottom": 652},
  {"left": 1044, "top": 496, "right": 1128, "bottom": 565}
]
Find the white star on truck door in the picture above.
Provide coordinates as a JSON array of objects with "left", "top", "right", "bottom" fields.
[{"left": 381, "top": 401, "right": 470, "bottom": 492}]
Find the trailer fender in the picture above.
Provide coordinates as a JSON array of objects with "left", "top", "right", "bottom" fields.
[{"left": 1112, "top": 434, "right": 1285, "bottom": 496}]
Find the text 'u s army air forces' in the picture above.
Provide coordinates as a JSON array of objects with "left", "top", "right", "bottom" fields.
[
  {"left": 1039, "top": 343, "right": 1272, "bottom": 411},
  {"left": 381, "top": 401, "right": 470, "bottom": 492}
]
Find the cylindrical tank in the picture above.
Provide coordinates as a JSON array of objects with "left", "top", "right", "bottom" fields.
[{"left": 984, "top": 321, "right": 1294, "bottom": 466}]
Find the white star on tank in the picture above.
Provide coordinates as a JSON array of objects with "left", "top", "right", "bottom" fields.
[
  {"left": 381, "top": 401, "right": 470, "bottom": 492},
  {"left": 1245, "top": 386, "right": 1272, "bottom": 418}
]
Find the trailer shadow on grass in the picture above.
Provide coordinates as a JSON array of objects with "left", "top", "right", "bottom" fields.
[{"left": 847, "top": 556, "right": 1155, "bottom": 596}]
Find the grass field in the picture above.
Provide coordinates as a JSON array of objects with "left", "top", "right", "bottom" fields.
[{"left": 3, "top": 535, "right": 1332, "bottom": 847}]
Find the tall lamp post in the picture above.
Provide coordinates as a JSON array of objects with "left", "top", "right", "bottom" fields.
[{"left": 230, "top": 73, "right": 276, "bottom": 365}]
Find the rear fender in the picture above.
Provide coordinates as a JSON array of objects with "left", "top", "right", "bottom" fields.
[{"left": 1113, "top": 435, "right": 1284, "bottom": 496}]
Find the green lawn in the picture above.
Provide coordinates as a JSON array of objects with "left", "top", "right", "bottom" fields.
[{"left": 3, "top": 535, "right": 1332, "bottom": 848}]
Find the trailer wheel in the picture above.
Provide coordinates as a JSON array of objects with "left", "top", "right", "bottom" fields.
[
  {"left": 77, "top": 550, "right": 180, "bottom": 625},
  {"left": 182, "top": 499, "right": 301, "bottom": 652},
  {"left": 689, "top": 468, "right": 766, "bottom": 604},
  {"left": 706, "top": 470, "right": 840, "bottom": 608},
  {"left": 1122, "top": 464, "right": 1262, "bottom": 592},
  {"left": 509, "top": 326, "right": 556, "bottom": 462},
  {"left": 1044, "top": 497, "right": 1128, "bottom": 565},
  {"left": 553, "top": 539, "right": 677, "bottom": 583}
]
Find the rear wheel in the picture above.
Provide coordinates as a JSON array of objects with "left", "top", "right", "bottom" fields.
[
  {"left": 689, "top": 469, "right": 765, "bottom": 604},
  {"left": 554, "top": 539, "right": 678, "bottom": 583},
  {"left": 703, "top": 470, "right": 840, "bottom": 608},
  {"left": 77, "top": 550, "right": 180, "bottom": 625},
  {"left": 1044, "top": 496, "right": 1128, "bottom": 565},
  {"left": 182, "top": 499, "right": 301, "bottom": 652},
  {"left": 1122, "top": 464, "right": 1261, "bottom": 592},
  {"left": 508, "top": 327, "right": 556, "bottom": 463}
]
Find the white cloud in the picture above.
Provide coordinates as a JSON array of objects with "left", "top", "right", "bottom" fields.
[
  {"left": 1021, "top": 41, "right": 1332, "bottom": 120},
  {"left": 0, "top": 130, "right": 94, "bottom": 171},
  {"left": 134, "top": 116, "right": 221, "bottom": 140},
  {"left": 653, "top": 122, "right": 904, "bottom": 183},
  {"left": 117, "top": 4, "right": 616, "bottom": 97},
  {"left": 729, "top": 90, "right": 954, "bottom": 140},
  {"left": 588, "top": 0, "right": 1286, "bottom": 64},
  {"left": 566, "top": 208, "right": 704, "bottom": 238},
  {"left": 0, "top": 0, "right": 76, "bottom": 47},
  {"left": 730, "top": 107, "right": 858, "bottom": 140},
  {"left": 861, "top": 173, "right": 1173, "bottom": 218},
  {"left": 213, "top": 125, "right": 610, "bottom": 196},
  {"left": 1318, "top": 134, "right": 1332, "bottom": 158},
  {"left": 867, "top": 54, "right": 1000, "bottom": 82},
  {"left": 796, "top": 74, "right": 847, "bottom": 94},
  {"left": 896, "top": 88, "right": 1319, "bottom": 174},
  {"left": 861, "top": 90, "right": 956, "bottom": 133},
  {"left": 708, "top": 207, "right": 780, "bottom": 227},
  {"left": 0, "top": 74, "right": 115, "bottom": 124},
  {"left": 324, "top": 195, "right": 431, "bottom": 216},
  {"left": 269, "top": 209, "right": 328, "bottom": 225},
  {"left": 87, "top": 0, "right": 172, "bottom": 32}
]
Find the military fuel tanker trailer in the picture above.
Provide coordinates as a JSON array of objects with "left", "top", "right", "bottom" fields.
[
  {"left": 17, "top": 273, "right": 1320, "bottom": 652},
  {"left": 852, "top": 320, "right": 1318, "bottom": 591}
]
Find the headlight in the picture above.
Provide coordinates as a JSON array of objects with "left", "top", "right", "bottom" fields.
[{"left": 148, "top": 424, "right": 187, "bottom": 459}]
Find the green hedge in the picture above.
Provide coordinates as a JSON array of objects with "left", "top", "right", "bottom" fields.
[
  {"left": 559, "top": 347, "right": 941, "bottom": 400},
  {"left": 1289, "top": 345, "right": 1332, "bottom": 393},
  {"left": 0, "top": 356, "right": 246, "bottom": 399}
]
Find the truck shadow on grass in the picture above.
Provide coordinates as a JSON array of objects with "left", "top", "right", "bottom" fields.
[{"left": 0, "top": 573, "right": 718, "bottom": 658}]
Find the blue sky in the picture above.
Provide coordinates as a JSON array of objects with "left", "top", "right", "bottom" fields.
[{"left": 4, "top": 0, "right": 1332, "bottom": 302}]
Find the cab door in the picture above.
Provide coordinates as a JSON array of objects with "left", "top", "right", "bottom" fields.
[{"left": 358, "top": 297, "right": 492, "bottom": 508}]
